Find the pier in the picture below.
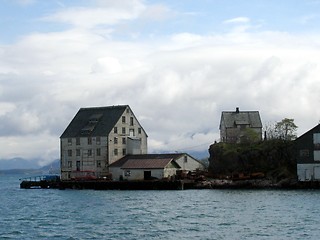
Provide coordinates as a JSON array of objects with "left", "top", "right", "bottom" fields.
[
  {"left": 20, "top": 178, "right": 195, "bottom": 190},
  {"left": 19, "top": 175, "right": 60, "bottom": 189}
]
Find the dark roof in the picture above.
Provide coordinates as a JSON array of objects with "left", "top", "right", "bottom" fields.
[
  {"left": 60, "top": 105, "right": 128, "bottom": 138},
  {"left": 220, "top": 109, "right": 262, "bottom": 128},
  {"left": 109, "top": 154, "right": 184, "bottom": 169},
  {"left": 295, "top": 124, "right": 320, "bottom": 141}
]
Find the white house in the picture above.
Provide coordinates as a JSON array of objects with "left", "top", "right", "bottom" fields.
[
  {"left": 60, "top": 105, "right": 148, "bottom": 180},
  {"left": 109, "top": 153, "right": 205, "bottom": 181}
]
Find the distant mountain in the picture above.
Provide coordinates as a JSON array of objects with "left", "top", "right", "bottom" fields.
[
  {"left": 0, "top": 158, "right": 40, "bottom": 170},
  {"left": 0, "top": 159, "right": 60, "bottom": 175},
  {"left": 39, "top": 159, "right": 60, "bottom": 171}
]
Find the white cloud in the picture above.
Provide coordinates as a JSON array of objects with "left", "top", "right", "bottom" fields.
[
  {"left": 141, "top": 4, "right": 173, "bottom": 21},
  {"left": 1, "top": 2, "right": 320, "bottom": 161},
  {"left": 42, "top": 3, "right": 146, "bottom": 28},
  {"left": 299, "top": 14, "right": 319, "bottom": 24},
  {"left": 0, "top": 102, "right": 16, "bottom": 116},
  {"left": 171, "top": 33, "right": 203, "bottom": 45},
  {"left": 224, "top": 17, "right": 251, "bottom": 24},
  {"left": 0, "top": 132, "right": 59, "bottom": 165}
]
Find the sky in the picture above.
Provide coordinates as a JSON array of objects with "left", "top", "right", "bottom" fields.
[{"left": 1, "top": 0, "right": 320, "bottom": 166}]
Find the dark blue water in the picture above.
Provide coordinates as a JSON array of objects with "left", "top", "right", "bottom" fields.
[{"left": 1, "top": 175, "right": 320, "bottom": 239}]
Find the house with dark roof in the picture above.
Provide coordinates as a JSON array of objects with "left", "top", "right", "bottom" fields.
[
  {"left": 109, "top": 153, "right": 205, "bottom": 181},
  {"left": 60, "top": 105, "right": 148, "bottom": 180},
  {"left": 219, "top": 107, "right": 262, "bottom": 143},
  {"left": 295, "top": 124, "right": 320, "bottom": 181}
]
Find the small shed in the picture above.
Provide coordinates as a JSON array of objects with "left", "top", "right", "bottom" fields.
[
  {"left": 109, "top": 153, "right": 204, "bottom": 181},
  {"left": 295, "top": 124, "right": 320, "bottom": 181}
]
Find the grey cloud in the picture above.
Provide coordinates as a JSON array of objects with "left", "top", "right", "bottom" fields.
[{"left": 1, "top": 20, "right": 320, "bottom": 160}]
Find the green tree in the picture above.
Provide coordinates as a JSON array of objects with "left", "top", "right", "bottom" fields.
[
  {"left": 242, "top": 128, "right": 260, "bottom": 143},
  {"left": 274, "top": 118, "right": 298, "bottom": 140}
]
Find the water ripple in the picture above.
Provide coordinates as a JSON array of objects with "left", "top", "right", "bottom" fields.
[{"left": 1, "top": 177, "right": 320, "bottom": 239}]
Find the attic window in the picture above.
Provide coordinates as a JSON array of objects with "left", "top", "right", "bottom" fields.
[
  {"left": 81, "top": 125, "right": 95, "bottom": 134},
  {"left": 89, "top": 113, "right": 103, "bottom": 123}
]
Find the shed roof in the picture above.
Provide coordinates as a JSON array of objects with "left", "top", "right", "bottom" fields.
[
  {"left": 220, "top": 109, "right": 262, "bottom": 128},
  {"left": 109, "top": 154, "right": 184, "bottom": 169},
  {"left": 60, "top": 105, "right": 128, "bottom": 138}
]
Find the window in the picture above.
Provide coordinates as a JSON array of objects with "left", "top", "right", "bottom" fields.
[
  {"left": 122, "top": 148, "right": 126, "bottom": 155},
  {"left": 122, "top": 127, "right": 126, "bottom": 134},
  {"left": 97, "top": 160, "right": 102, "bottom": 168},
  {"left": 184, "top": 156, "right": 188, "bottom": 163},
  {"left": 67, "top": 150, "right": 72, "bottom": 157},
  {"left": 240, "top": 125, "right": 247, "bottom": 130},
  {"left": 96, "top": 136, "right": 101, "bottom": 145},
  {"left": 138, "top": 128, "right": 142, "bottom": 134},
  {"left": 88, "top": 137, "right": 92, "bottom": 145},
  {"left": 129, "top": 129, "right": 134, "bottom": 137},
  {"left": 314, "top": 133, "right": 320, "bottom": 150},
  {"left": 68, "top": 161, "right": 72, "bottom": 168},
  {"left": 76, "top": 149, "right": 80, "bottom": 156},
  {"left": 114, "top": 149, "right": 118, "bottom": 156},
  {"left": 122, "top": 137, "right": 126, "bottom": 144},
  {"left": 68, "top": 138, "right": 72, "bottom": 146},
  {"left": 114, "top": 137, "right": 118, "bottom": 144},
  {"left": 130, "top": 117, "right": 134, "bottom": 126},
  {"left": 122, "top": 116, "right": 126, "bottom": 123},
  {"left": 96, "top": 148, "right": 101, "bottom": 156},
  {"left": 114, "top": 127, "right": 118, "bottom": 134},
  {"left": 76, "top": 137, "right": 80, "bottom": 145},
  {"left": 88, "top": 149, "right": 92, "bottom": 156},
  {"left": 300, "top": 149, "right": 309, "bottom": 157},
  {"left": 76, "top": 161, "right": 81, "bottom": 171},
  {"left": 314, "top": 133, "right": 320, "bottom": 161}
]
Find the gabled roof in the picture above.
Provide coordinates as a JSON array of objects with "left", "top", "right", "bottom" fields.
[
  {"left": 60, "top": 105, "right": 128, "bottom": 138},
  {"left": 295, "top": 124, "right": 320, "bottom": 141},
  {"left": 109, "top": 154, "right": 184, "bottom": 169},
  {"left": 220, "top": 108, "right": 262, "bottom": 129}
]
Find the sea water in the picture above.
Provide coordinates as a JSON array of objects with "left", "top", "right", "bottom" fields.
[{"left": 1, "top": 175, "right": 320, "bottom": 240}]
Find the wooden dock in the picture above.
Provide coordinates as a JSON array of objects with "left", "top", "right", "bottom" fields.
[
  {"left": 20, "top": 175, "right": 61, "bottom": 189},
  {"left": 20, "top": 177, "right": 195, "bottom": 190}
]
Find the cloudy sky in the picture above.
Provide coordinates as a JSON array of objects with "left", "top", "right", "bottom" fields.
[{"left": 1, "top": 0, "right": 320, "bottom": 165}]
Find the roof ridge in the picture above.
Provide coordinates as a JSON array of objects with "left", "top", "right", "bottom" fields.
[{"left": 80, "top": 105, "right": 128, "bottom": 110}]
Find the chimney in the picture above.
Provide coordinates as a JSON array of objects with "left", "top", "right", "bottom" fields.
[{"left": 236, "top": 107, "right": 239, "bottom": 113}]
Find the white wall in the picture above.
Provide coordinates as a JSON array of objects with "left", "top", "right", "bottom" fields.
[
  {"left": 108, "top": 106, "right": 148, "bottom": 164},
  {"left": 60, "top": 136, "right": 108, "bottom": 180},
  {"left": 297, "top": 163, "right": 320, "bottom": 181},
  {"left": 175, "top": 154, "right": 205, "bottom": 171},
  {"left": 109, "top": 167, "right": 177, "bottom": 181}
]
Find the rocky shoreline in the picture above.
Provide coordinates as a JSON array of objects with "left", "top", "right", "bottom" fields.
[{"left": 194, "top": 178, "right": 320, "bottom": 190}]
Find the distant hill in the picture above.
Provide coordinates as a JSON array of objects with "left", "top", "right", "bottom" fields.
[
  {"left": 0, "top": 158, "right": 40, "bottom": 170},
  {"left": 0, "top": 159, "right": 60, "bottom": 175}
]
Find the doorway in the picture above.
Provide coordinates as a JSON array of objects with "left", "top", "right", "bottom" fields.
[
  {"left": 76, "top": 161, "right": 81, "bottom": 171},
  {"left": 144, "top": 171, "right": 151, "bottom": 180}
]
